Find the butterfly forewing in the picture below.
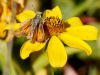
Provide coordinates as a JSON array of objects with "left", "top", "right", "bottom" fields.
[{"left": 13, "top": 19, "right": 32, "bottom": 38}]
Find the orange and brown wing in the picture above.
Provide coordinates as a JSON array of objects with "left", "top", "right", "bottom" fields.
[
  {"left": 31, "top": 22, "right": 45, "bottom": 43},
  {"left": 37, "top": 22, "right": 45, "bottom": 42},
  {"left": 13, "top": 19, "right": 32, "bottom": 38},
  {"left": 31, "top": 26, "right": 38, "bottom": 43}
]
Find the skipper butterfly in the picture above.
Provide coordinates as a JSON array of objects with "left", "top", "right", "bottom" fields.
[{"left": 14, "top": 12, "right": 46, "bottom": 43}]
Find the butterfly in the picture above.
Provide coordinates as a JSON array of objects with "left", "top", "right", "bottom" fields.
[{"left": 13, "top": 12, "right": 46, "bottom": 43}]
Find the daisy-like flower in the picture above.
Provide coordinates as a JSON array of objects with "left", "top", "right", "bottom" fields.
[{"left": 16, "top": 6, "right": 98, "bottom": 67}]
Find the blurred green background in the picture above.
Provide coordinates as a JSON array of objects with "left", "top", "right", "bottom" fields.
[{"left": 0, "top": 0, "right": 100, "bottom": 75}]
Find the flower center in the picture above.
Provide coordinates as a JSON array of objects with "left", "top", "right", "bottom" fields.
[{"left": 44, "top": 17, "right": 70, "bottom": 36}]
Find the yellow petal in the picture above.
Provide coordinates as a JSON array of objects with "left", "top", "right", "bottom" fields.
[
  {"left": 13, "top": 23, "right": 20, "bottom": 30},
  {"left": 5, "top": 23, "right": 20, "bottom": 30},
  {"left": 47, "top": 36, "right": 67, "bottom": 67},
  {"left": 20, "top": 40, "right": 45, "bottom": 59},
  {"left": 1, "top": 1, "right": 12, "bottom": 22},
  {"left": 65, "top": 17, "right": 83, "bottom": 27},
  {"left": 16, "top": 10, "right": 36, "bottom": 22},
  {"left": 66, "top": 25, "right": 98, "bottom": 40},
  {"left": 1, "top": 2, "right": 7, "bottom": 21},
  {"left": 58, "top": 33, "right": 92, "bottom": 56},
  {"left": 0, "top": 22, "right": 7, "bottom": 38},
  {"left": 43, "top": 6, "right": 62, "bottom": 19}
]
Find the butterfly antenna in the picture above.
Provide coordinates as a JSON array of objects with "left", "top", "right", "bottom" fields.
[{"left": 32, "top": 5, "right": 37, "bottom": 13}]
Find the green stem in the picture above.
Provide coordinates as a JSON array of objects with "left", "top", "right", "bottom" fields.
[
  {"left": 50, "top": 66, "right": 54, "bottom": 75},
  {"left": 12, "top": 59, "right": 25, "bottom": 75},
  {"left": 32, "top": 52, "right": 49, "bottom": 73}
]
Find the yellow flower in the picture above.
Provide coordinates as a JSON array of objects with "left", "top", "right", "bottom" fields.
[
  {"left": 0, "top": 0, "right": 25, "bottom": 42},
  {"left": 0, "top": 22, "right": 7, "bottom": 39},
  {"left": 17, "top": 6, "right": 98, "bottom": 67}
]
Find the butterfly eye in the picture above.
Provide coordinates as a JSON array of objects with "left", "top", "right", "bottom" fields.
[
  {"left": 37, "top": 14, "right": 41, "bottom": 17},
  {"left": 36, "top": 12, "right": 42, "bottom": 17}
]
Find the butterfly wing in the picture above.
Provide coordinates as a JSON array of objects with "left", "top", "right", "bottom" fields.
[
  {"left": 13, "top": 19, "right": 32, "bottom": 39},
  {"left": 31, "top": 20, "right": 45, "bottom": 43},
  {"left": 31, "top": 26, "right": 38, "bottom": 43},
  {"left": 37, "top": 21, "right": 45, "bottom": 42}
]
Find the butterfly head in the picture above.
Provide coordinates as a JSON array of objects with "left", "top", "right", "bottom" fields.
[{"left": 36, "top": 12, "right": 42, "bottom": 18}]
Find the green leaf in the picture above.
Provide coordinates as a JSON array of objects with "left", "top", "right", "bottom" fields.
[{"left": 32, "top": 52, "right": 49, "bottom": 73}]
